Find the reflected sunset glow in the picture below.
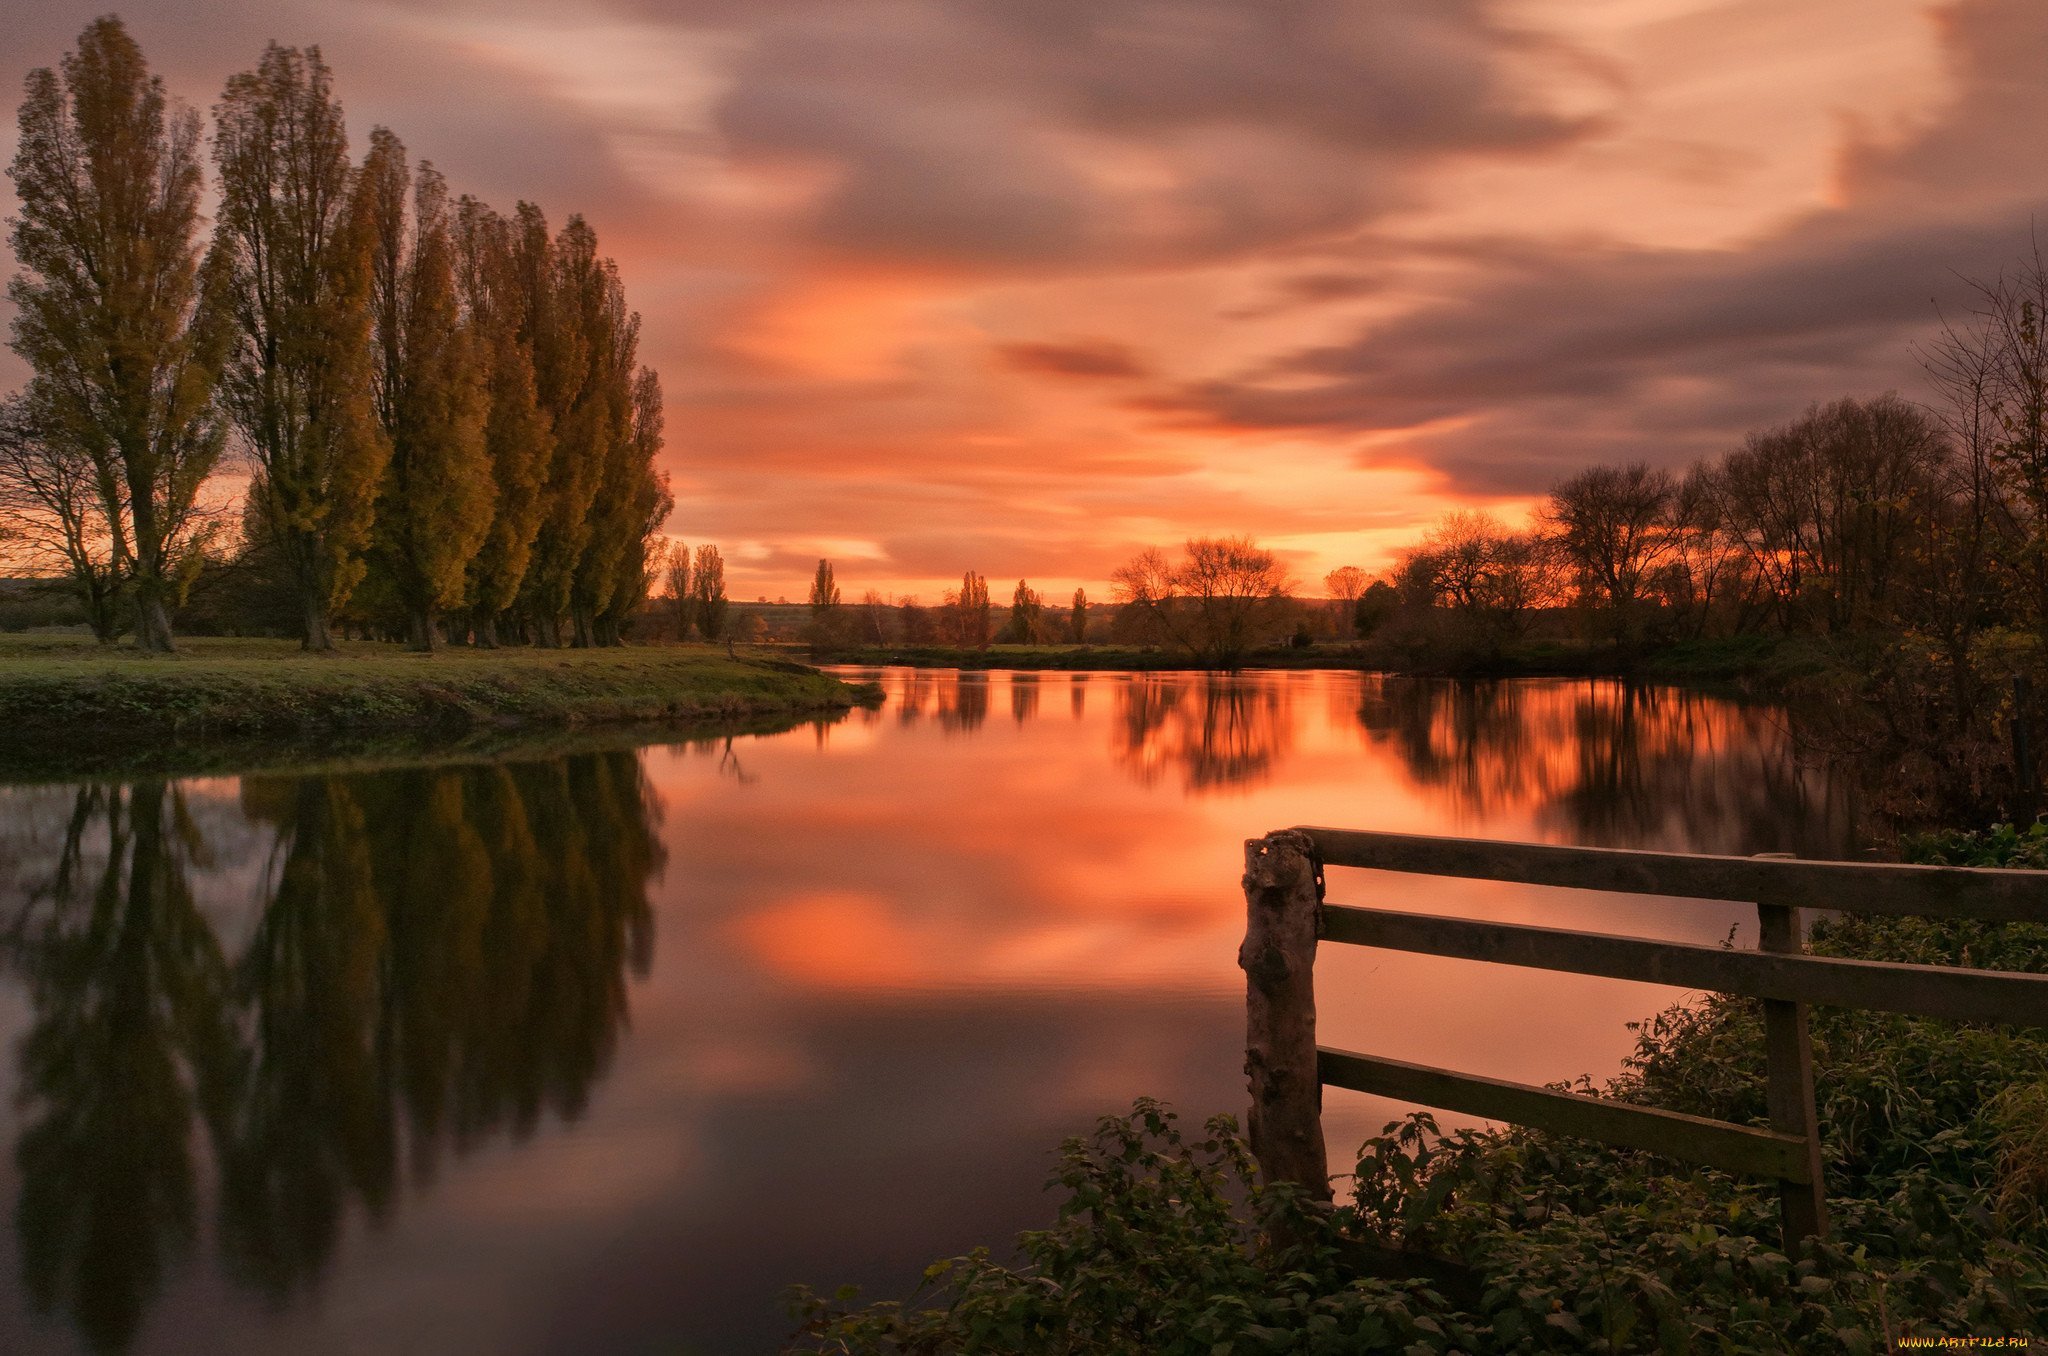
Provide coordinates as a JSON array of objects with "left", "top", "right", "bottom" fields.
[{"left": 0, "top": 673, "right": 1855, "bottom": 1354}]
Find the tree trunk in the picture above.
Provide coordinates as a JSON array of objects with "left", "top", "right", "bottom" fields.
[
  {"left": 406, "top": 609, "right": 440, "bottom": 653},
  {"left": 476, "top": 613, "right": 500, "bottom": 649},
  {"left": 302, "top": 595, "right": 335, "bottom": 652},
  {"left": 133, "top": 591, "right": 177, "bottom": 654},
  {"left": 88, "top": 589, "right": 121, "bottom": 645}
]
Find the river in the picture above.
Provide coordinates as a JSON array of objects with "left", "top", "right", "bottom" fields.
[{"left": 0, "top": 669, "right": 1856, "bottom": 1355}]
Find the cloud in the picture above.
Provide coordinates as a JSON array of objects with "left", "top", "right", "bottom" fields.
[
  {"left": 706, "top": 0, "right": 1596, "bottom": 270},
  {"left": 994, "top": 339, "right": 1150, "bottom": 380},
  {"left": 4, "top": 0, "right": 2044, "bottom": 590},
  {"left": 1128, "top": 0, "right": 2048, "bottom": 493}
]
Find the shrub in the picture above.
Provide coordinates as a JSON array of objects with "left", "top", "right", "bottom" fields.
[{"left": 788, "top": 868, "right": 2048, "bottom": 1354}]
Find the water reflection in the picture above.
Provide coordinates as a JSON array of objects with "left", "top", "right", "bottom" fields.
[
  {"left": 12, "top": 782, "right": 234, "bottom": 1356},
  {"left": 2, "top": 753, "right": 662, "bottom": 1352},
  {"left": 0, "top": 672, "right": 1857, "bottom": 1356},
  {"left": 1351, "top": 677, "right": 1849, "bottom": 855},
  {"left": 868, "top": 669, "right": 1850, "bottom": 852},
  {"left": 1113, "top": 676, "right": 1293, "bottom": 793}
]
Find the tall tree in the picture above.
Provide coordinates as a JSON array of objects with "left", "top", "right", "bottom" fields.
[
  {"left": 509, "top": 203, "right": 584, "bottom": 646},
  {"left": 563, "top": 229, "right": 652, "bottom": 647},
  {"left": 660, "top": 539, "right": 694, "bottom": 641},
  {"left": 523, "top": 216, "right": 620, "bottom": 645},
  {"left": 690, "top": 544, "right": 728, "bottom": 640},
  {"left": 592, "top": 366, "right": 670, "bottom": 645},
  {"left": 210, "top": 42, "right": 384, "bottom": 651},
  {"left": 1006, "top": 579, "right": 1043, "bottom": 643},
  {"left": 949, "top": 570, "right": 991, "bottom": 648},
  {"left": 453, "top": 196, "right": 551, "bottom": 646},
  {"left": 8, "top": 17, "right": 230, "bottom": 651},
  {"left": 358, "top": 129, "right": 489, "bottom": 651},
  {"left": 808, "top": 558, "right": 841, "bottom": 618},
  {"left": 1069, "top": 586, "right": 1088, "bottom": 643}
]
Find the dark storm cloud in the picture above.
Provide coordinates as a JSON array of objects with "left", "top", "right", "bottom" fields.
[
  {"left": 706, "top": 0, "right": 1593, "bottom": 268},
  {"left": 1140, "top": 0, "right": 2048, "bottom": 495}
]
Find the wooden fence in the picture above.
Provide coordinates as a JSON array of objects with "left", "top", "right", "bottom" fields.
[{"left": 1239, "top": 827, "right": 2048, "bottom": 1251}]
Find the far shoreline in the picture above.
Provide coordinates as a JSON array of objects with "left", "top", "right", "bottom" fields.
[{"left": 800, "top": 632, "right": 1821, "bottom": 688}]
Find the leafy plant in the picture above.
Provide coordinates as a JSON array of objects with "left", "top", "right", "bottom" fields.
[{"left": 788, "top": 888, "right": 2048, "bottom": 1354}]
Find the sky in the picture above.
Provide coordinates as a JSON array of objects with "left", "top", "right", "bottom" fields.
[{"left": 2, "top": 0, "right": 2045, "bottom": 602}]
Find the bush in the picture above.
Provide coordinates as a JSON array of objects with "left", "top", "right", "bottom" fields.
[{"left": 788, "top": 867, "right": 2048, "bottom": 1354}]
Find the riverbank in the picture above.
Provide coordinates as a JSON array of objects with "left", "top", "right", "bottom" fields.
[
  {"left": 802, "top": 633, "right": 1829, "bottom": 685},
  {"left": 0, "top": 634, "right": 879, "bottom": 778}
]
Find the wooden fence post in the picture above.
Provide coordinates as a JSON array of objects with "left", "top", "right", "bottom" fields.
[
  {"left": 1756, "top": 884, "right": 1828, "bottom": 1250},
  {"left": 1240, "top": 829, "right": 1331, "bottom": 1201}
]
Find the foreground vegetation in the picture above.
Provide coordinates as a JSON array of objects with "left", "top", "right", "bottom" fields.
[
  {"left": 788, "top": 829, "right": 2048, "bottom": 1354},
  {"left": 0, "top": 635, "right": 874, "bottom": 773}
]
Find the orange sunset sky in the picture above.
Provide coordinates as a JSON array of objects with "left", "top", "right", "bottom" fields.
[{"left": 3, "top": 1, "right": 2045, "bottom": 602}]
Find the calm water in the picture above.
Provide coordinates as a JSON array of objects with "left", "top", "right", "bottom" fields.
[{"left": 0, "top": 670, "right": 1856, "bottom": 1355}]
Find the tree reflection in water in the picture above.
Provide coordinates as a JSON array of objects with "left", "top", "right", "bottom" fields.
[
  {"left": 0, "top": 751, "right": 663, "bottom": 1353},
  {"left": 1112, "top": 676, "right": 1293, "bottom": 792},
  {"left": 10, "top": 782, "right": 236, "bottom": 1356},
  {"left": 1356, "top": 677, "right": 1852, "bottom": 854}
]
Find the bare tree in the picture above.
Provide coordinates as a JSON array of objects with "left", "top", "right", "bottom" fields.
[
  {"left": 1323, "top": 564, "right": 1369, "bottom": 639},
  {"left": 860, "top": 589, "right": 890, "bottom": 644},
  {"left": 0, "top": 396, "right": 126, "bottom": 640},
  {"left": 1543, "top": 462, "right": 1675, "bottom": 644},
  {"left": 1112, "top": 536, "right": 1294, "bottom": 670},
  {"left": 1401, "top": 510, "right": 1555, "bottom": 653}
]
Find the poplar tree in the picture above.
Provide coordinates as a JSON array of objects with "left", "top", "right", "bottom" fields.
[
  {"left": 1070, "top": 587, "right": 1089, "bottom": 643},
  {"left": 210, "top": 43, "right": 384, "bottom": 651},
  {"left": 522, "top": 215, "right": 607, "bottom": 645},
  {"left": 8, "top": 17, "right": 230, "bottom": 652},
  {"left": 569, "top": 246, "right": 638, "bottom": 647},
  {"left": 453, "top": 196, "right": 550, "bottom": 646},
  {"left": 593, "top": 367, "right": 671, "bottom": 644},
  {"left": 690, "top": 544, "right": 728, "bottom": 640},
  {"left": 952, "top": 570, "right": 991, "bottom": 648},
  {"left": 506, "top": 203, "right": 577, "bottom": 644},
  {"left": 1007, "top": 579, "right": 1042, "bottom": 643},
  {"left": 809, "top": 559, "right": 841, "bottom": 614},
  {"left": 358, "top": 129, "right": 489, "bottom": 651}
]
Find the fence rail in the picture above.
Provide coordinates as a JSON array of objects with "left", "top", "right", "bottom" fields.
[{"left": 1239, "top": 827, "right": 2048, "bottom": 1252}]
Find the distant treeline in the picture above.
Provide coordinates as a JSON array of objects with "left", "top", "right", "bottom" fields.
[{"left": 0, "top": 17, "right": 669, "bottom": 652}]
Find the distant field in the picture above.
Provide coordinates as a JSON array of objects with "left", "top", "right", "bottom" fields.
[{"left": 0, "top": 634, "right": 877, "bottom": 772}]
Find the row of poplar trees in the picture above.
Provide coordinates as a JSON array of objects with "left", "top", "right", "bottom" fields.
[{"left": 5, "top": 18, "right": 670, "bottom": 651}]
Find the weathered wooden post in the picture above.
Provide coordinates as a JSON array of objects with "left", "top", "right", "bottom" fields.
[
  {"left": 1240, "top": 829, "right": 1331, "bottom": 1201},
  {"left": 1755, "top": 856, "right": 1828, "bottom": 1250}
]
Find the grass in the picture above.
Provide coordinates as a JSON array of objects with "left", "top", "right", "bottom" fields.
[{"left": 0, "top": 632, "right": 878, "bottom": 777}]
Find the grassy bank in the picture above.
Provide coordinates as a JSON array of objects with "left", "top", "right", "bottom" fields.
[
  {"left": 0, "top": 633, "right": 878, "bottom": 777},
  {"left": 790, "top": 827, "right": 2048, "bottom": 1354}
]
